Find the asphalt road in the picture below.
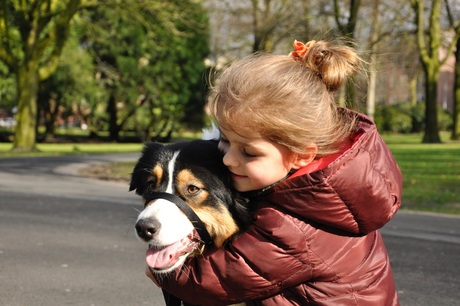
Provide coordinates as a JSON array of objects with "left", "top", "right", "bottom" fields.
[{"left": 1, "top": 154, "right": 459, "bottom": 306}]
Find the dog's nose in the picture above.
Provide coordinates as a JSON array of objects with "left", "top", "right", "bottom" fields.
[{"left": 135, "top": 219, "right": 160, "bottom": 241}]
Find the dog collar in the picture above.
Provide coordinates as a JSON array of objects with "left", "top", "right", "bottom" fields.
[{"left": 144, "top": 192, "right": 214, "bottom": 245}]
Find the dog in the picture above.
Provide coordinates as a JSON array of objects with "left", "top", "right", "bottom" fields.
[{"left": 130, "top": 139, "right": 251, "bottom": 275}]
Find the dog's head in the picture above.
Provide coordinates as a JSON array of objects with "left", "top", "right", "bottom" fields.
[{"left": 130, "top": 139, "right": 250, "bottom": 274}]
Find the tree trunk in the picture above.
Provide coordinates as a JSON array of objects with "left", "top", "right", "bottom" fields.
[
  {"left": 410, "top": 0, "right": 448, "bottom": 144},
  {"left": 40, "top": 90, "right": 60, "bottom": 139},
  {"left": 107, "top": 93, "right": 120, "bottom": 142},
  {"left": 451, "top": 38, "right": 460, "bottom": 140},
  {"left": 333, "top": 0, "right": 361, "bottom": 110},
  {"left": 366, "top": 0, "right": 380, "bottom": 121},
  {"left": 367, "top": 62, "right": 377, "bottom": 121},
  {"left": 409, "top": 74, "right": 418, "bottom": 106},
  {"left": 423, "top": 67, "right": 441, "bottom": 143},
  {"left": 13, "top": 61, "right": 39, "bottom": 151},
  {"left": 345, "top": 78, "right": 356, "bottom": 109}
]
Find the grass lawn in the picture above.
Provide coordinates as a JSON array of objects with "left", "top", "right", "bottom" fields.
[
  {"left": 0, "top": 142, "right": 143, "bottom": 157},
  {"left": 1, "top": 132, "right": 459, "bottom": 215},
  {"left": 382, "top": 133, "right": 460, "bottom": 215}
]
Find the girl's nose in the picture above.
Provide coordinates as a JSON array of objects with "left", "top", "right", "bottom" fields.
[{"left": 222, "top": 150, "right": 238, "bottom": 167}]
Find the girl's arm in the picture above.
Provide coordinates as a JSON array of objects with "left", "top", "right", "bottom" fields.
[{"left": 156, "top": 206, "right": 313, "bottom": 304}]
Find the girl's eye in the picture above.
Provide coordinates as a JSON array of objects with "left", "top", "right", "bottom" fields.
[
  {"left": 243, "top": 149, "right": 257, "bottom": 158},
  {"left": 187, "top": 185, "right": 201, "bottom": 195}
]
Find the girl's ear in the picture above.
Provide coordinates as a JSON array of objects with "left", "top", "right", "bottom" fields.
[{"left": 291, "top": 143, "right": 318, "bottom": 169}]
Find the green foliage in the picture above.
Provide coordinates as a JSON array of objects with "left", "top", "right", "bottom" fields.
[
  {"left": 76, "top": 0, "right": 210, "bottom": 141},
  {"left": 438, "top": 108, "right": 453, "bottom": 131},
  {"left": 0, "top": 0, "right": 209, "bottom": 148},
  {"left": 375, "top": 102, "right": 453, "bottom": 134},
  {"left": 0, "top": 62, "right": 16, "bottom": 109},
  {"left": 38, "top": 28, "right": 104, "bottom": 136},
  {"left": 409, "top": 102, "right": 425, "bottom": 133},
  {"left": 375, "top": 103, "right": 413, "bottom": 133}
]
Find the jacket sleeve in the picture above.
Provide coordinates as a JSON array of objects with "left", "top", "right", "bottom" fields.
[{"left": 157, "top": 206, "right": 313, "bottom": 305}]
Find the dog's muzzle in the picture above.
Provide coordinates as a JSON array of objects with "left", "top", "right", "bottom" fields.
[{"left": 144, "top": 192, "right": 213, "bottom": 245}]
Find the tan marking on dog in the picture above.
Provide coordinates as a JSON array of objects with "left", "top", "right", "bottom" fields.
[
  {"left": 196, "top": 207, "right": 240, "bottom": 247},
  {"left": 149, "top": 164, "right": 163, "bottom": 190},
  {"left": 176, "top": 169, "right": 240, "bottom": 247}
]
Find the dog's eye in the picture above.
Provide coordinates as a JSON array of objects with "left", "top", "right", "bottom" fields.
[{"left": 187, "top": 185, "right": 201, "bottom": 195}]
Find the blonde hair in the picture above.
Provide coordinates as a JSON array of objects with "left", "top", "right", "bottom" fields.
[{"left": 208, "top": 40, "right": 361, "bottom": 158}]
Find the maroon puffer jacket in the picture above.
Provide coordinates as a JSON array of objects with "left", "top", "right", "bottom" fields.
[{"left": 158, "top": 113, "right": 402, "bottom": 305}]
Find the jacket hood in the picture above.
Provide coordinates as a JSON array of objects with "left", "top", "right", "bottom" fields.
[{"left": 264, "top": 112, "right": 402, "bottom": 234}]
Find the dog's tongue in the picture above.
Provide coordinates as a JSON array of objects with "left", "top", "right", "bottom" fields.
[{"left": 146, "top": 236, "right": 195, "bottom": 269}]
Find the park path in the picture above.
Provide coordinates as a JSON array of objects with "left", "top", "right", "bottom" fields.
[{"left": 1, "top": 153, "right": 459, "bottom": 305}]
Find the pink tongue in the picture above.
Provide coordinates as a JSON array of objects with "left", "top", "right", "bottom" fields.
[{"left": 146, "top": 237, "right": 194, "bottom": 269}]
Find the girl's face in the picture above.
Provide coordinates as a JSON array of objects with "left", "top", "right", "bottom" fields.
[{"left": 218, "top": 127, "right": 300, "bottom": 192}]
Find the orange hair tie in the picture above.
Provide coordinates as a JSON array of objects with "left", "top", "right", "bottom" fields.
[{"left": 288, "top": 39, "right": 316, "bottom": 60}]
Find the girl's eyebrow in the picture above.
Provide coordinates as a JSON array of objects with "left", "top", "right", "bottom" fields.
[
  {"left": 244, "top": 142, "right": 264, "bottom": 151},
  {"left": 218, "top": 128, "right": 260, "bottom": 147}
]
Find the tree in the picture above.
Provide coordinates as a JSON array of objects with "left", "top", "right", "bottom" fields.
[
  {"left": 363, "top": 1, "right": 416, "bottom": 121},
  {"left": 365, "top": 0, "right": 381, "bottom": 121},
  {"left": 452, "top": 37, "right": 460, "bottom": 140},
  {"left": 444, "top": 0, "right": 460, "bottom": 140},
  {"left": 332, "top": 0, "right": 361, "bottom": 108},
  {"left": 410, "top": 0, "right": 460, "bottom": 143},
  {"left": 1, "top": 0, "right": 209, "bottom": 147},
  {"left": 205, "top": 0, "right": 324, "bottom": 62},
  {"left": 0, "top": 0, "right": 89, "bottom": 151},
  {"left": 250, "top": 0, "right": 303, "bottom": 52},
  {"left": 37, "top": 28, "right": 98, "bottom": 139},
  {"left": 80, "top": 0, "right": 209, "bottom": 141},
  {"left": 79, "top": 5, "right": 154, "bottom": 141}
]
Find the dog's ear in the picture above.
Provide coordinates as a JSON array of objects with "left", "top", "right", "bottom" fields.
[
  {"left": 129, "top": 142, "right": 164, "bottom": 194},
  {"left": 129, "top": 171, "right": 143, "bottom": 194}
]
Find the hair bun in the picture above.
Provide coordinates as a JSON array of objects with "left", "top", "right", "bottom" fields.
[{"left": 289, "top": 40, "right": 361, "bottom": 92}]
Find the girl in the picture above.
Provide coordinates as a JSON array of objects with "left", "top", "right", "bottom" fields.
[{"left": 149, "top": 39, "right": 402, "bottom": 305}]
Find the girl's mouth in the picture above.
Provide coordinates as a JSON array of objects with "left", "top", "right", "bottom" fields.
[{"left": 230, "top": 172, "right": 246, "bottom": 180}]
